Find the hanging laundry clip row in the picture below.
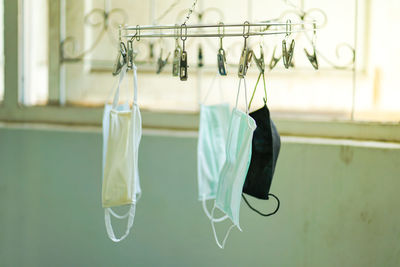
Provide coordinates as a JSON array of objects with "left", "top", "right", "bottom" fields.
[{"left": 113, "top": 20, "right": 318, "bottom": 78}]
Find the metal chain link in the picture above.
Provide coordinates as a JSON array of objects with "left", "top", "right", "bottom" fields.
[{"left": 182, "top": 0, "right": 198, "bottom": 24}]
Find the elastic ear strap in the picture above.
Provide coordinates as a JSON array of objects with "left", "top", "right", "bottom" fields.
[
  {"left": 112, "top": 65, "right": 128, "bottom": 108},
  {"left": 108, "top": 207, "right": 130, "bottom": 219},
  {"left": 262, "top": 72, "right": 267, "bottom": 103},
  {"left": 242, "top": 193, "right": 280, "bottom": 217},
  {"left": 210, "top": 204, "right": 236, "bottom": 249},
  {"left": 234, "top": 78, "right": 242, "bottom": 109},
  {"left": 243, "top": 78, "right": 249, "bottom": 116},
  {"left": 202, "top": 198, "right": 228, "bottom": 222},
  {"left": 202, "top": 73, "right": 218, "bottom": 104},
  {"left": 218, "top": 75, "right": 224, "bottom": 103},
  {"left": 132, "top": 64, "right": 138, "bottom": 104},
  {"left": 104, "top": 204, "right": 136, "bottom": 242}
]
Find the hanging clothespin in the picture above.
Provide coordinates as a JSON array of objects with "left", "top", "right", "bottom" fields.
[
  {"left": 112, "top": 25, "right": 126, "bottom": 75},
  {"left": 172, "top": 24, "right": 181, "bottom": 77},
  {"left": 304, "top": 21, "right": 318, "bottom": 70},
  {"left": 238, "top": 21, "right": 253, "bottom": 78},
  {"left": 112, "top": 41, "right": 127, "bottom": 76},
  {"left": 217, "top": 22, "right": 227, "bottom": 75},
  {"left": 254, "top": 45, "right": 265, "bottom": 74},
  {"left": 180, "top": 23, "right": 188, "bottom": 81},
  {"left": 282, "top": 19, "right": 295, "bottom": 69},
  {"left": 198, "top": 45, "right": 204, "bottom": 68},
  {"left": 127, "top": 39, "right": 135, "bottom": 69},
  {"left": 156, "top": 48, "right": 171, "bottom": 74},
  {"left": 269, "top": 46, "right": 281, "bottom": 70}
]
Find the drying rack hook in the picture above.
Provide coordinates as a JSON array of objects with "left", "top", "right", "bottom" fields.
[{"left": 135, "top": 25, "right": 141, "bottom": 41}]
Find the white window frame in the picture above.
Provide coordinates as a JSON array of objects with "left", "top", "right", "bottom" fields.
[{"left": 0, "top": 0, "right": 399, "bottom": 142}]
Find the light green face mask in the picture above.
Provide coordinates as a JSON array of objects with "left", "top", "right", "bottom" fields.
[
  {"left": 210, "top": 78, "right": 256, "bottom": 249},
  {"left": 197, "top": 74, "right": 231, "bottom": 221},
  {"left": 197, "top": 103, "right": 230, "bottom": 220},
  {"left": 197, "top": 103, "right": 230, "bottom": 200}
]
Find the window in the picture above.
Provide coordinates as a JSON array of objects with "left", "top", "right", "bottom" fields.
[
  {"left": 0, "top": 0, "right": 3, "bottom": 102},
  {"left": 21, "top": 0, "right": 48, "bottom": 105},
  {"left": 0, "top": 0, "right": 399, "bottom": 141}
]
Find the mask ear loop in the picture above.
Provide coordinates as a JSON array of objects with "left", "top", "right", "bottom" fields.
[
  {"left": 201, "top": 72, "right": 219, "bottom": 104},
  {"left": 201, "top": 196, "right": 228, "bottom": 222},
  {"left": 110, "top": 64, "right": 128, "bottom": 108},
  {"left": 248, "top": 72, "right": 268, "bottom": 109},
  {"left": 248, "top": 48, "right": 268, "bottom": 110},
  {"left": 210, "top": 205, "right": 236, "bottom": 249},
  {"left": 242, "top": 193, "right": 280, "bottom": 217},
  {"left": 105, "top": 204, "right": 136, "bottom": 242}
]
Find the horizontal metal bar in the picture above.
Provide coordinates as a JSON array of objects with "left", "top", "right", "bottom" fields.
[
  {"left": 124, "top": 21, "right": 314, "bottom": 31},
  {"left": 124, "top": 29, "right": 311, "bottom": 39}
]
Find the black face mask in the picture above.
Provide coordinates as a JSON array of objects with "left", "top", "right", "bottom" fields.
[{"left": 242, "top": 104, "right": 281, "bottom": 216}]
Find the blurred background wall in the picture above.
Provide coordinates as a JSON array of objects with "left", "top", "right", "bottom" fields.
[{"left": 1, "top": 125, "right": 399, "bottom": 267}]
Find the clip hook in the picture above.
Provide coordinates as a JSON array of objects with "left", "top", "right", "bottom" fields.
[
  {"left": 112, "top": 41, "right": 127, "bottom": 76},
  {"left": 135, "top": 25, "right": 140, "bottom": 41},
  {"left": 269, "top": 46, "right": 281, "bottom": 70},
  {"left": 217, "top": 22, "right": 227, "bottom": 75},
  {"left": 304, "top": 21, "right": 318, "bottom": 70},
  {"left": 172, "top": 24, "right": 182, "bottom": 77},
  {"left": 156, "top": 48, "right": 171, "bottom": 74},
  {"left": 238, "top": 21, "right": 252, "bottom": 78},
  {"left": 180, "top": 23, "right": 188, "bottom": 81},
  {"left": 282, "top": 19, "right": 295, "bottom": 69}
]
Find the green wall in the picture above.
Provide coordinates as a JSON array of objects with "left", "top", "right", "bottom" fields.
[{"left": 1, "top": 126, "right": 400, "bottom": 266}]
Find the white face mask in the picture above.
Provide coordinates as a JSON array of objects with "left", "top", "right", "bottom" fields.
[
  {"left": 210, "top": 78, "right": 256, "bottom": 248},
  {"left": 197, "top": 103, "right": 230, "bottom": 219},
  {"left": 102, "top": 64, "right": 142, "bottom": 242},
  {"left": 197, "top": 74, "right": 230, "bottom": 221}
]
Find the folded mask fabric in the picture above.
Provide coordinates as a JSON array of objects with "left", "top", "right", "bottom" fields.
[
  {"left": 210, "top": 78, "right": 256, "bottom": 249},
  {"left": 243, "top": 104, "right": 280, "bottom": 200},
  {"left": 197, "top": 103, "right": 230, "bottom": 220},
  {"left": 197, "top": 73, "right": 230, "bottom": 221},
  {"left": 102, "top": 64, "right": 142, "bottom": 242}
]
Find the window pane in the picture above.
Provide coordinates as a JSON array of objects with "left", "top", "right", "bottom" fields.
[
  {"left": 0, "top": 0, "right": 3, "bottom": 102},
  {"left": 22, "top": 0, "right": 48, "bottom": 105},
  {"left": 24, "top": 0, "right": 400, "bottom": 122}
]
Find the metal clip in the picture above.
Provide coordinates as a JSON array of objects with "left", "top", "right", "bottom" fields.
[
  {"left": 127, "top": 40, "right": 134, "bottom": 69},
  {"left": 254, "top": 45, "right": 265, "bottom": 74},
  {"left": 282, "top": 39, "right": 295, "bottom": 69},
  {"left": 238, "top": 48, "right": 253, "bottom": 78},
  {"left": 180, "top": 51, "right": 188, "bottom": 81},
  {"left": 269, "top": 46, "right": 281, "bottom": 70},
  {"left": 217, "top": 22, "right": 227, "bottom": 75},
  {"left": 198, "top": 45, "right": 204, "bottom": 68},
  {"left": 217, "top": 48, "right": 227, "bottom": 75},
  {"left": 304, "top": 21, "right": 318, "bottom": 70},
  {"left": 180, "top": 23, "right": 188, "bottom": 81},
  {"left": 172, "top": 25, "right": 181, "bottom": 76},
  {"left": 238, "top": 21, "right": 252, "bottom": 78},
  {"left": 172, "top": 47, "right": 181, "bottom": 76},
  {"left": 156, "top": 49, "right": 170, "bottom": 74},
  {"left": 112, "top": 42, "right": 127, "bottom": 76},
  {"left": 282, "top": 19, "right": 295, "bottom": 69}
]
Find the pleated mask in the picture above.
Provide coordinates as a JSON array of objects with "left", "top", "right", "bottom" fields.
[{"left": 102, "top": 64, "right": 142, "bottom": 242}]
